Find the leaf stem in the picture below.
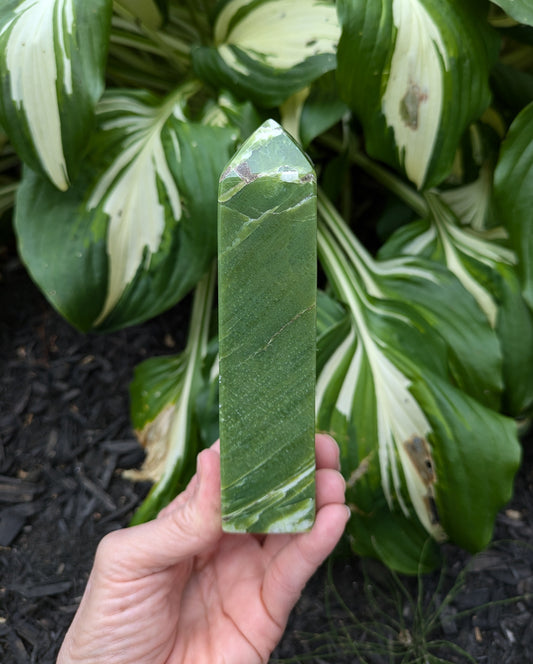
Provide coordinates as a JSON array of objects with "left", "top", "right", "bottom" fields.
[
  {"left": 106, "top": 62, "right": 175, "bottom": 93},
  {"left": 319, "top": 133, "right": 429, "bottom": 218},
  {"left": 111, "top": 4, "right": 192, "bottom": 68},
  {"left": 185, "top": 261, "right": 217, "bottom": 360},
  {"left": 0, "top": 181, "right": 17, "bottom": 214},
  {"left": 167, "top": 3, "right": 212, "bottom": 45},
  {"left": 499, "top": 42, "right": 533, "bottom": 69},
  {"left": 182, "top": 0, "right": 206, "bottom": 44},
  {"left": 110, "top": 24, "right": 190, "bottom": 59},
  {"left": 128, "top": 262, "right": 217, "bottom": 525}
]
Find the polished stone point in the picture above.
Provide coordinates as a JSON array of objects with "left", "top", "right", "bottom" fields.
[{"left": 218, "top": 119, "right": 317, "bottom": 533}]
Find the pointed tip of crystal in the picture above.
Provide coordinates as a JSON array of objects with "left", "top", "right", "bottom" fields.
[{"left": 220, "top": 118, "right": 315, "bottom": 184}]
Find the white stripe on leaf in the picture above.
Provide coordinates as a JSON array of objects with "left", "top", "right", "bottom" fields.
[
  {"left": 216, "top": 0, "right": 340, "bottom": 72},
  {"left": 315, "top": 328, "right": 355, "bottom": 415},
  {"left": 428, "top": 193, "right": 516, "bottom": 327},
  {"left": 440, "top": 163, "right": 493, "bottom": 231},
  {"left": 89, "top": 93, "right": 185, "bottom": 325},
  {"left": 400, "top": 225, "right": 437, "bottom": 256},
  {"left": 317, "top": 225, "right": 446, "bottom": 540},
  {"left": 365, "top": 337, "right": 430, "bottom": 513},
  {"left": 1, "top": 0, "right": 75, "bottom": 190}
]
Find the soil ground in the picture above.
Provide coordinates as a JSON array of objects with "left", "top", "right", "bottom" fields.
[{"left": 2, "top": 254, "right": 533, "bottom": 664}]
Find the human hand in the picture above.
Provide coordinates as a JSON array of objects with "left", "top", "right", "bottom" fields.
[{"left": 56, "top": 434, "right": 349, "bottom": 664}]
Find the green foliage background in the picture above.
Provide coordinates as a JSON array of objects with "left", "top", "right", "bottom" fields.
[{"left": 1, "top": 0, "right": 532, "bottom": 573}]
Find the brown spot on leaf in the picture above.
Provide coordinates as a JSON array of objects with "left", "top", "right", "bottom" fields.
[
  {"left": 403, "top": 435, "right": 435, "bottom": 486},
  {"left": 400, "top": 81, "right": 428, "bottom": 130}
]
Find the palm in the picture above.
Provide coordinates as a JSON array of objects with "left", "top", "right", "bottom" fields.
[
  {"left": 167, "top": 535, "right": 285, "bottom": 664},
  {"left": 57, "top": 435, "right": 348, "bottom": 664}
]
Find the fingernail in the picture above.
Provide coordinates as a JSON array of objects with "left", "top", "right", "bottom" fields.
[{"left": 344, "top": 505, "right": 351, "bottom": 521}]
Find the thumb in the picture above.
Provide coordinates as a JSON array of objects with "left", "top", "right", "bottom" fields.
[{"left": 98, "top": 448, "right": 223, "bottom": 578}]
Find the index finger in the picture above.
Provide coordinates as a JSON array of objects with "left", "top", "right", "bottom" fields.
[{"left": 315, "top": 433, "right": 341, "bottom": 471}]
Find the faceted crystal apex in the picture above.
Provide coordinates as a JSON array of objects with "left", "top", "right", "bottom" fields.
[{"left": 220, "top": 119, "right": 315, "bottom": 184}]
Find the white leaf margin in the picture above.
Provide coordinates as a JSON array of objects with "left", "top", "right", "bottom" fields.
[
  {"left": 0, "top": 0, "right": 76, "bottom": 191},
  {"left": 215, "top": 0, "right": 340, "bottom": 73},
  {"left": 381, "top": 0, "right": 449, "bottom": 189}
]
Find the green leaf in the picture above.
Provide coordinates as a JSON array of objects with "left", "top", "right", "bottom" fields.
[
  {"left": 336, "top": 0, "right": 499, "bottom": 189},
  {"left": 192, "top": 0, "right": 340, "bottom": 107},
  {"left": 318, "top": 222, "right": 449, "bottom": 547},
  {"left": 348, "top": 498, "right": 442, "bottom": 574},
  {"left": 209, "top": 90, "right": 265, "bottom": 141},
  {"left": 316, "top": 197, "right": 521, "bottom": 572},
  {"left": 495, "top": 265, "right": 533, "bottom": 415},
  {"left": 491, "top": 63, "right": 533, "bottom": 115},
  {"left": 410, "top": 370, "right": 521, "bottom": 552},
  {"left": 280, "top": 72, "right": 349, "bottom": 148},
  {"left": 315, "top": 300, "right": 449, "bottom": 575},
  {"left": 116, "top": 0, "right": 168, "bottom": 27},
  {"left": 317, "top": 289, "right": 349, "bottom": 341},
  {"left": 379, "top": 193, "right": 533, "bottom": 416},
  {"left": 128, "top": 266, "right": 216, "bottom": 524},
  {"left": 299, "top": 73, "right": 348, "bottom": 147},
  {"left": 439, "top": 162, "right": 496, "bottom": 232},
  {"left": 195, "top": 337, "right": 220, "bottom": 449},
  {"left": 319, "top": 193, "right": 504, "bottom": 410},
  {"left": 494, "top": 100, "right": 533, "bottom": 310},
  {"left": 490, "top": 0, "right": 533, "bottom": 26},
  {"left": 15, "top": 86, "right": 238, "bottom": 331},
  {"left": 0, "top": 0, "right": 112, "bottom": 191},
  {"left": 15, "top": 165, "right": 109, "bottom": 330}
]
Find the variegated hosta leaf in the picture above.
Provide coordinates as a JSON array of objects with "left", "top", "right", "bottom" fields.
[
  {"left": 316, "top": 220, "right": 521, "bottom": 573},
  {"left": 317, "top": 289, "right": 350, "bottom": 341},
  {"left": 494, "top": 101, "right": 533, "bottom": 311},
  {"left": 14, "top": 87, "right": 238, "bottom": 332},
  {"left": 407, "top": 366, "right": 520, "bottom": 552},
  {"left": 336, "top": 0, "right": 499, "bottom": 189},
  {"left": 379, "top": 194, "right": 516, "bottom": 324},
  {"left": 318, "top": 194, "right": 503, "bottom": 410},
  {"left": 379, "top": 193, "right": 533, "bottom": 416},
  {"left": 316, "top": 310, "right": 442, "bottom": 574},
  {"left": 490, "top": 0, "right": 533, "bottom": 26},
  {"left": 127, "top": 266, "right": 216, "bottom": 524},
  {"left": 0, "top": 0, "right": 112, "bottom": 191},
  {"left": 192, "top": 0, "right": 340, "bottom": 107},
  {"left": 440, "top": 161, "right": 495, "bottom": 232},
  {"left": 127, "top": 354, "right": 192, "bottom": 483}
]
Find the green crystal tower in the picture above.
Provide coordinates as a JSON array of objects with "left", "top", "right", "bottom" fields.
[{"left": 218, "top": 119, "right": 317, "bottom": 533}]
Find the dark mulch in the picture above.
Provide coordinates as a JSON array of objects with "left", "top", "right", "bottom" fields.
[{"left": 1, "top": 253, "right": 533, "bottom": 664}]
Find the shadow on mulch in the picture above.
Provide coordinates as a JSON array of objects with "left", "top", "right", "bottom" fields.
[{"left": 1, "top": 255, "right": 533, "bottom": 664}]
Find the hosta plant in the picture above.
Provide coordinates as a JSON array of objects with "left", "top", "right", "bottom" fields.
[{"left": 2, "top": 0, "right": 533, "bottom": 573}]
